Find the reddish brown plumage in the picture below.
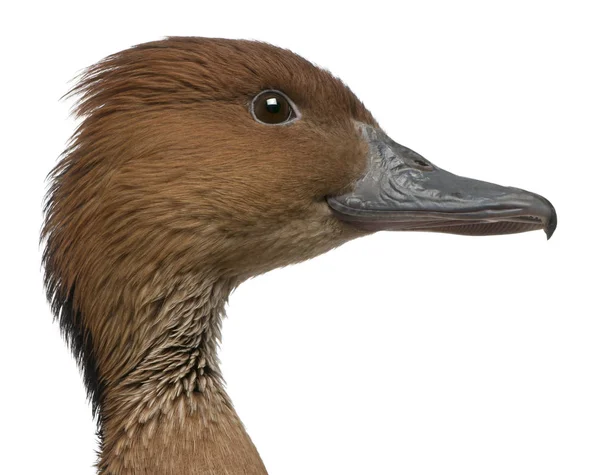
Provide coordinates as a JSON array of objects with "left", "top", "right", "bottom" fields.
[{"left": 42, "top": 37, "right": 375, "bottom": 473}]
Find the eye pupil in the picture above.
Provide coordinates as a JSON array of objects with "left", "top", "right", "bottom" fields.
[{"left": 251, "top": 90, "right": 297, "bottom": 125}]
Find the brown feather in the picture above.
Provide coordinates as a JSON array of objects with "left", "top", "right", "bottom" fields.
[{"left": 42, "top": 37, "right": 374, "bottom": 474}]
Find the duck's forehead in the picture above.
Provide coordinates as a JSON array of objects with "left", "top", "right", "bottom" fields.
[{"left": 84, "top": 37, "right": 375, "bottom": 124}]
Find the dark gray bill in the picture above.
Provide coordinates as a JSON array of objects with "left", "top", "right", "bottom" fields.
[{"left": 328, "top": 124, "right": 557, "bottom": 239}]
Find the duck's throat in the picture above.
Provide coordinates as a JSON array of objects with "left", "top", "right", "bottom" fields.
[{"left": 96, "top": 278, "right": 267, "bottom": 475}]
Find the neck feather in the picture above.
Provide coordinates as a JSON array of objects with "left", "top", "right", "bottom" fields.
[{"left": 96, "top": 276, "right": 267, "bottom": 474}]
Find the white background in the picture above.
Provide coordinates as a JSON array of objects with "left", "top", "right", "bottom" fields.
[{"left": 2, "top": 1, "right": 599, "bottom": 474}]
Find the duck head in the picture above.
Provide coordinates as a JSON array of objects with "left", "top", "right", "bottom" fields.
[{"left": 43, "top": 37, "right": 556, "bottom": 474}]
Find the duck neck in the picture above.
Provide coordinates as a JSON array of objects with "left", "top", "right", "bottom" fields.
[{"left": 97, "top": 276, "right": 267, "bottom": 475}]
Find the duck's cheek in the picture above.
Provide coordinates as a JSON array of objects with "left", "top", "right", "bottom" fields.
[
  {"left": 215, "top": 207, "right": 365, "bottom": 276},
  {"left": 261, "top": 215, "right": 365, "bottom": 269},
  {"left": 276, "top": 121, "right": 369, "bottom": 200}
]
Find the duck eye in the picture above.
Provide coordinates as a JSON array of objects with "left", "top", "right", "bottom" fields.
[{"left": 251, "top": 90, "right": 297, "bottom": 125}]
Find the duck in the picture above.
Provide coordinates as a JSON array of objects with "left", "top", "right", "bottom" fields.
[{"left": 42, "top": 37, "right": 557, "bottom": 474}]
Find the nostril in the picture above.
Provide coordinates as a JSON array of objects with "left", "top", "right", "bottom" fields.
[{"left": 414, "top": 159, "right": 431, "bottom": 168}]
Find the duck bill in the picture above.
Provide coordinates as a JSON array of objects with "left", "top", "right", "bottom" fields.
[{"left": 328, "top": 124, "right": 557, "bottom": 239}]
